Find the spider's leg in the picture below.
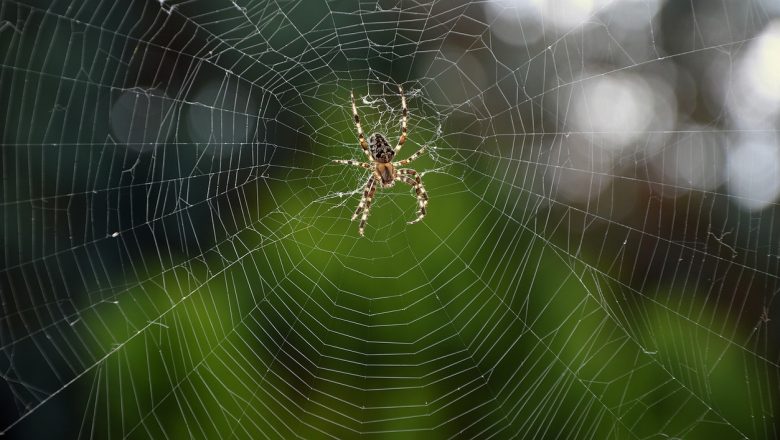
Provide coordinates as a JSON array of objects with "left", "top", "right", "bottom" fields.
[
  {"left": 397, "top": 169, "right": 428, "bottom": 201},
  {"left": 351, "top": 91, "right": 371, "bottom": 159},
  {"left": 393, "top": 146, "right": 425, "bottom": 167},
  {"left": 357, "top": 177, "right": 378, "bottom": 236},
  {"left": 394, "top": 84, "right": 408, "bottom": 153},
  {"left": 333, "top": 159, "right": 372, "bottom": 169},
  {"left": 352, "top": 175, "right": 376, "bottom": 221},
  {"left": 397, "top": 170, "right": 428, "bottom": 224}
]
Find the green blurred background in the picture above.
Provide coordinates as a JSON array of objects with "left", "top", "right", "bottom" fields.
[{"left": 1, "top": 0, "right": 779, "bottom": 438}]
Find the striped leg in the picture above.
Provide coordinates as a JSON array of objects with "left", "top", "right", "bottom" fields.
[
  {"left": 393, "top": 146, "right": 425, "bottom": 167},
  {"left": 357, "top": 178, "right": 378, "bottom": 236},
  {"left": 352, "top": 175, "right": 376, "bottom": 221},
  {"left": 394, "top": 84, "right": 408, "bottom": 153},
  {"left": 333, "top": 159, "right": 372, "bottom": 169},
  {"left": 397, "top": 170, "right": 428, "bottom": 224},
  {"left": 351, "top": 91, "right": 371, "bottom": 159}
]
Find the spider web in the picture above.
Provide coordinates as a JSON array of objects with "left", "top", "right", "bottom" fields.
[{"left": 1, "top": 0, "right": 779, "bottom": 438}]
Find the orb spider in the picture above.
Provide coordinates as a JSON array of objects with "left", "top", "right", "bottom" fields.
[{"left": 333, "top": 85, "right": 428, "bottom": 236}]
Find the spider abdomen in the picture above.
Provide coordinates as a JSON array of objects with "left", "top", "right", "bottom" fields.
[{"left": 369, "top": 133, "right": 395, "bottom": 163}]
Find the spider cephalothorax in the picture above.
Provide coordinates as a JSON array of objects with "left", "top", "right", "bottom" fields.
[{"left": 333, "top": 85, "right": 429, "bottom": 236}]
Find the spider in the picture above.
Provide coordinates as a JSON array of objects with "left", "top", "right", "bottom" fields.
[{"left": 333, "top": 85, "right": 428, "bottom": 236}]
